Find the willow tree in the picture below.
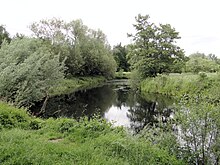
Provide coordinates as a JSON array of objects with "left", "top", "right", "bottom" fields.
[
  {"left": 0, "top": 38, "right": 65, "bottom": 107},
  {"left": 128, "top": 14, "right": 186, "bottom": 78}
]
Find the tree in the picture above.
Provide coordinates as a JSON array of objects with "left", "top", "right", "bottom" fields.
[
  {"left": 30, "top": 18, "right": 116, "bottom": 78},
  {"left": 185, "top": 52, "right": 219, "bottom": 73},
  {"left": 113, "top": 43, "right": 130, "bottom": 72},
  {"left": 127, "top": 14, "right": 186, "bottom": 78},
  {"left": 30, "top": 18, "right": 66, "bottom": 44},
  {"left": 30, "top": 18, "right": 84, "bottom": 75},
  {"left": 0, "top": 38, "right": 65, "bottom": 107},
  {"left": 0, "top": 25, "right": 11, "bottom": 47}
]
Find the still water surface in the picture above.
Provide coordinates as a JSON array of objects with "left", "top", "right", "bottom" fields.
[{"left": 31, "top": 80, "right": 174, "bottom": 133}]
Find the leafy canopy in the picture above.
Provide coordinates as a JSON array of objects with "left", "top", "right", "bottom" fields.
[
  {"left": 128, "top": 14, "right": 186, "bottom": 78},
  {"left": 30, "top": 18, "right": 116, "bottom": 78}
]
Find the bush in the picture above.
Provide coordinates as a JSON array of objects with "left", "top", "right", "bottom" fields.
[{"left": 0, "top": 102, "right": 31, "bottom": 129}]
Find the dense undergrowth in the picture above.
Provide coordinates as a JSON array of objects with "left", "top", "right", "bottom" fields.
[{"left": 0, "top": 102, "right": 184, "bottom": 165}]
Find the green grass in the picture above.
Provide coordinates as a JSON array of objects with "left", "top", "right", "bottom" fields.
[
  {"left": 141, "top": 73, "right": 220, "bottom": 102},
  {"left": 49, "top": 76, "right": 106, "bottom": 96},
  {"left": 0, "top": 102, "right": 184, "bottom": 165}
]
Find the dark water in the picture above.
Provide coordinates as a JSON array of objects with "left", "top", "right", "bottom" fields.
[{"left": 31, "top": 80, "right": 174, "bottom": 133}]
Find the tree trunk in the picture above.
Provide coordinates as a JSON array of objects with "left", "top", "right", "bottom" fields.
[{"left": 37, "top": 92, "right": 49, "bottom": 116}]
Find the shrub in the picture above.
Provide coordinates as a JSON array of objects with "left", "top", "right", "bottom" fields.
[{"left": 0, "top": 102, "right": 31, "bottom": 129}]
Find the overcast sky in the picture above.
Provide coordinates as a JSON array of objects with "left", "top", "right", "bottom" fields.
[{"left": 1, "top": 0, "right": 220, "bottom": 56}]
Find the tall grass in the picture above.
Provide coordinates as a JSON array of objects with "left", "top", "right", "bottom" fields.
[{"left": 141, "top": 73, "right": 220, "bottom": 101}]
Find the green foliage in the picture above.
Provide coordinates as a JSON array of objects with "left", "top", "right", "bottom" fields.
[
  {"left": 0, "top": 25, "right": 11, "bottom": 47},
  {"left": 140, "top": 73, "right": 220, "bottom": 164},
  {"left": 138, "top": 125, "right": 181, "bottom": 160},
  {"left": 141, "top": 73, "right": 220, "bottom": 100},
  {"left": 0, "top": 102, "right": 183, "bottom": 164},
  {"left": 113, "top": 43, "right": 130, "bottom": 72},
  {"left": 0, "top": 102, "right": 31, "bottom": 129},
  {"left": 185, "top": 52, "right": 220, "bottom": 73},
  {"left": 0, "top": 38, "right": 65, "bottom": 107},
  {"left": 175, "top": 97, "right": 220, "bottom": 164},
  {"left": 79, "top": 35, "right": 116, "bottom": 78},
  {"left": 198, "top": 72, "right": 207, "bottom": 80},
  {"left": 30, "top": 18, "right": 116, "bottom": 78},
  {"left": 128, "top": 14, "right": 186, "bottom": 78},
  {"left": 129, "top": 70, "right": 142, "bottom": 90}
]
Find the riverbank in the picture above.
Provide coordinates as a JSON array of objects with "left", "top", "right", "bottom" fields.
[
  {"left": 140, "top": 73, "right": 220, "bottom": 102},
  {"left": 0, "top": 102, "right": 182, "bottom": 164},
  {"left": 140, "top": 73, "right": 220, "bottom": 164},
  {"left": 49, "top": 76, "right": 106, "bottom": 96}
]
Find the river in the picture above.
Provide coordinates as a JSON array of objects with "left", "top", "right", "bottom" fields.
[{"left": 31, "top": 79, "right": 175, "bottom": 133}]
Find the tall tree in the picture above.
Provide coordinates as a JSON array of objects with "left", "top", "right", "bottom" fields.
[{"left": 127, "top": 14, "right": 186, "bottom": 78}]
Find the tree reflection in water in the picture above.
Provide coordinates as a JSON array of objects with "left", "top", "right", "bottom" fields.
[
  {"left": 31, "top": 80, "right": 174, "bottom": 133},
  {"left": 126, "top": 92, "right": 174, "bottom": 133}
]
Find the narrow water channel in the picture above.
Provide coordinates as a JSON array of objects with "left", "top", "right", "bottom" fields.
[{"left": 31, "top": 79, "right": 175, "bottom": 133}]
